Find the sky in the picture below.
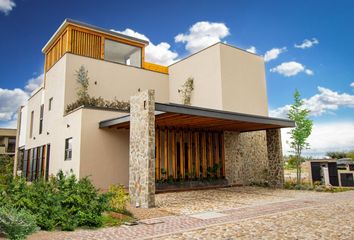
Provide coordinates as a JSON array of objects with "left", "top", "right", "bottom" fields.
[{"left": 0, "top": 0, "right": 354, "bottom": 157}]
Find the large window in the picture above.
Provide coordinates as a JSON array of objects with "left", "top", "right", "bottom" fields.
[
  {"left": 39, "top": 104, "right": 44, "bottom": 134},
  {"left": 22, "top": 145, "right": 49, "bottom": 181},
  {"left": 64, "top": 138, "right": 73, "bottom": 160},
  {"left": 104, "top": 39, "right": 142, "bottom": 68}
]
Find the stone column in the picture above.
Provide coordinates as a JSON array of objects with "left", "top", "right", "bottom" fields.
[
  {"left": 266, "top": 129, "right": 284, "bottom": 187},
  {"left": 129, "top": 89, "right": 155, "bottom": 208}
]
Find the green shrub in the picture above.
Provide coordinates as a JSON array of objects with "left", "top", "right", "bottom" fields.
[
  {"left": 0, "top": 155, "right": 14, "bottom": 187},
  {"left": 1, "top": 171, "right": 111, "bottom": 231},
  {"left": 107, "top": 184, "right": 129, "bottom": 212},
  {"left": 0, "top": 206, "right": 38, "bottom": 240}
]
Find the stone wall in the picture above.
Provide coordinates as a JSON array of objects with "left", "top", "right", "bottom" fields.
[
  {"left": 224, "top": 131, "right": 268, "bottom": 185},
  {"left": 266, "top": 129, "right": 284, "bottom": 187},
  {"left": 129, "top": 90, "right": 156, "bottom": 208}
]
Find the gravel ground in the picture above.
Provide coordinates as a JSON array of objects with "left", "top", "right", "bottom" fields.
[
  {"left": 155, "top": 199, "right": 354, "bottom": 240},
  {"left": 155, "top": 186, "right": 331, "bottom": 215}
]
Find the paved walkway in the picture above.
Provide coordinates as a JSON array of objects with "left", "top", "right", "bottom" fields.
[{"left": 29, "top": 188, "right": 354, "bottom": 240}]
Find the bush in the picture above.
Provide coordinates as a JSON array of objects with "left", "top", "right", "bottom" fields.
[
  {"left": 107, "top": 184, "right": 129, "bottom": 212},
  {"left": 2, "top": 171, "right": 111, "bottom": 231},
  {"left": 0, "top": 206, "right": 38, "bottom": 240},
  {"left": 0, "top": 155, "right": 14, "bottom": 187}
]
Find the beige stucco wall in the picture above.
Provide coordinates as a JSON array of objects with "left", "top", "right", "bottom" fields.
[
  {"left": 169, "top": 43, "right": 268, "bottom": 116},
  {"left": 220, "top": 44, "right": 268, "bottom": 116},
  {"left": 64, "top": 53, "right": 169, "bottom": 109},
  {"left": 22, "top": 56, "right": 83, "bottom": 177},
  {"left": 79, "top": 108, "right": 130, "bottom": 190},
  {"left": 169, "top": 44, "right": 223, "bottom": 109}
]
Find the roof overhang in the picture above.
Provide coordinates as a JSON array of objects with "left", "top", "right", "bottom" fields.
[
  {"left": 42, "top": 18, "right": 149, "bottom": 53},
  {"left": 99, "top": 103, "right": 295, "bottom": 132}
]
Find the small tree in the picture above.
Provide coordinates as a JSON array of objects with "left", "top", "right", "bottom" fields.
[
  {"left": 287, "top": 89, "right": 313, "bottom": 184},
  {"left": 75, "top": 66, "right": 89, "bottom": 100}
]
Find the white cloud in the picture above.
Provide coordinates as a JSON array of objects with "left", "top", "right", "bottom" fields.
[
  {"left": 0, "top": 73, "right": 44, "bottom": 125},
  {"left": 25, "top": 73, "right": 44, "bottom": 93},
  {"left": 270, "top": 85, "right": 354, "bottom": 118},
  {"left": 111, "top": 28, "right": 178, "bottom": 66},
  {"left": 246, "top": 46, "right": 257, "bottom": 54},
  {"left": 175, "top": 21, "right": 230, "bottom": 54},
  {"left": 281, "top": 122, "right": 354, "bottom": 157},
  {"left": 0, "top": 88, "right": 28, "bottom": 121},
  {"left": 350, "top": 82, "right": 354, "bottom": 89},
  {"left": 294, "top": 38, "right": 319, "bottom": 49},
  {"left": 264, "top": 47, "right": 286, "bottom": 62},
  {"left": 270, "top": 61, "right": 313, "bottom": 77},
  {"left": 0, "top": 0, "right": 15, "bottom": 15},
  {"left": 305, "top": 69, "right": 314, "bottom": 75}
]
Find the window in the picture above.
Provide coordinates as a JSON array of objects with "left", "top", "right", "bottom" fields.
[
  {"left": 48, "top": 98, "right": 53, "bottom": 111},
  {"left": 64, "top": 138, "right": 73, "bottom": 160},
  {"left": 104, "top": 39, "right": 142, "bottom": 68},
  {"left": 30, "top": 111, "right": 34, "bottom": 138},
  {"left": 7, "top": 137, "right": 16, "bottom": 153},
  {"left": 39, "top": 104, "right": 44, "bottom": 134}
]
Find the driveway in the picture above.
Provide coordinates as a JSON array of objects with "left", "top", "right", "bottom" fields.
[{"left": 29, "top": 187, "right": 354, "bottom": 240}]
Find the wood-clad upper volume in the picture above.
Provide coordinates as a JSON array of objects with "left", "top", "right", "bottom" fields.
[{"left": 43, "top": 19, "right": 168, "bottom": 74}]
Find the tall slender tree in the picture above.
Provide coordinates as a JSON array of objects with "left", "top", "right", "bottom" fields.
[{"left": 288, "top": 89, "right": 313, "bottom": 184}]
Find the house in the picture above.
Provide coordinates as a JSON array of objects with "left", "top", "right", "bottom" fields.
[
  {"left": 306, "top": 159, "right": 354, "bottom": 187},
  {"left": 15, "top": 19, "right": 295, "bottom": 208},
  {"left": 0, "top": 128, "right": 16, "bottom": 157}
]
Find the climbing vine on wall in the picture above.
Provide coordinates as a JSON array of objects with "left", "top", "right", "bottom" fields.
[
  {"left": 178, "top": 77, "right": 194, "bottom": 105},
  {"left": 66, "top": 66, "right": 130, "bottom": 113}
]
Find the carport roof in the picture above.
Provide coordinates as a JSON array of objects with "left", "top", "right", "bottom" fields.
[{"left": 99, "top": 103, "right": 295, "bottom": 132}]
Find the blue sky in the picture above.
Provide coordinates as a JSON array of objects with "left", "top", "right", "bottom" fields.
[{"left": 1, "top": 0, "right": 354, "bottom": 156}]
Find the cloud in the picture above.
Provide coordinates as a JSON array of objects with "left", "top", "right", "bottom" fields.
[
  {"left": 175, "top": 21, "right": 230, "bottom": 54},
  {"left": 0, "top": 73, "right": 44, "bottom": 125},
  {"left": 25, "top": 73, "right": 44, "bottom": 93},
  {"left": 350, "top": 82, "right": 354, "bottom": 89},
  {"left": 246, "top": 46, "right": 257, "bottom": 54},
  {"left": 0, "top": 0, "right": 15, "bottom": 15},
  {"left": 264, "top": 47, "right": 286, "bottom": 62},
  {"left": 111, "top": 28, "right": 178, "bottom": 66},
  {"left": 270, "top": 85, "right": 354, "bottom": 118},
  {"left": 0, "top": 88, "right": 28, "bottom": 121},
  {"left": 281, "top": 122, "right": 354, "bottom": 157},
  {"left": 270, "top": 61, "right": 313, "bottom": 77},
  {"left": 294, "top": 38, "right": 319, "bottom": 49}
]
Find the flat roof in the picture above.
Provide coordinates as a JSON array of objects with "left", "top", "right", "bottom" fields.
[
  {"left": 99, "top": 103, "right": 295, "bottom": 132},
  {"left": 42, "top": 18, "right": 149, "bottom": 52}
]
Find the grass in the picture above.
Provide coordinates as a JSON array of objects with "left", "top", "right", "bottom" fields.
[
  {"left": 101, "top": 210, "right": 135, "bottom": 227},
  {"left": 284, "top": 181, "right": 354, "bottom": 192}
]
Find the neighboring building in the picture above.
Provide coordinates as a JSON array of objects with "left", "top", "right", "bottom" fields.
[
  {"left": 0, "top": 128, "right": 16, "bottom": 157},
  {"left": 16, "top": 19, "right": 294, "bottom": 207},
  {"left": 306, "top": 159, "right": 354, "bottom": 187}
]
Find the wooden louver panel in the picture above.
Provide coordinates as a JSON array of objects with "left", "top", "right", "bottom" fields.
[{"left": 71, "top": 29, "right": 101, "bottom": 60}]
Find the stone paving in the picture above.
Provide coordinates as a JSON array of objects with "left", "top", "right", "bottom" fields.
[{"left": 27, "top": 187, "right": 354, "bottom": 240}]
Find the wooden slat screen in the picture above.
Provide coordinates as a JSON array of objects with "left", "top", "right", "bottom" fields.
[
  {"left": 71, "top": 28, "right": 101, "bottom": 59},
  {"left": 156, "top": 127, "right": 224, "bottom": 181}
]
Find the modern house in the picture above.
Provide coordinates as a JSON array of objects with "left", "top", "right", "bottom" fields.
[
  {"left": 15, "top": 19, "right": 294, "bottom": 208},
  {"left": 0, "top": 128, "right": 16, "bottom": 157},
  {"left": 306, "top": 159, "right": 354, "bottom": 187}
]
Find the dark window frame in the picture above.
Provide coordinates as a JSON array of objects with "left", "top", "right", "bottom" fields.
[
  {"left": 48, "top": 97, "right": 53, "bottom": 111},
  {"left": 39, "top": 104, "right": 44, "bottom": 134},
  {"left": 64, "top": 138, "right": 73, "bottom": 161}
]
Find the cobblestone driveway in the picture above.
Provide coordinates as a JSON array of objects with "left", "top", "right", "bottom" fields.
[{"left": 28, "top": 187, "right": 354, "bottom": 240}]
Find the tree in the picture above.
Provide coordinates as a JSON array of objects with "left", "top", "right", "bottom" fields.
[
  {"left": 287, "top": 89, "right": 313, "bottom": 184},
  {"left": 75, "top": 66, "right": 89, "bottom": 101}
]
